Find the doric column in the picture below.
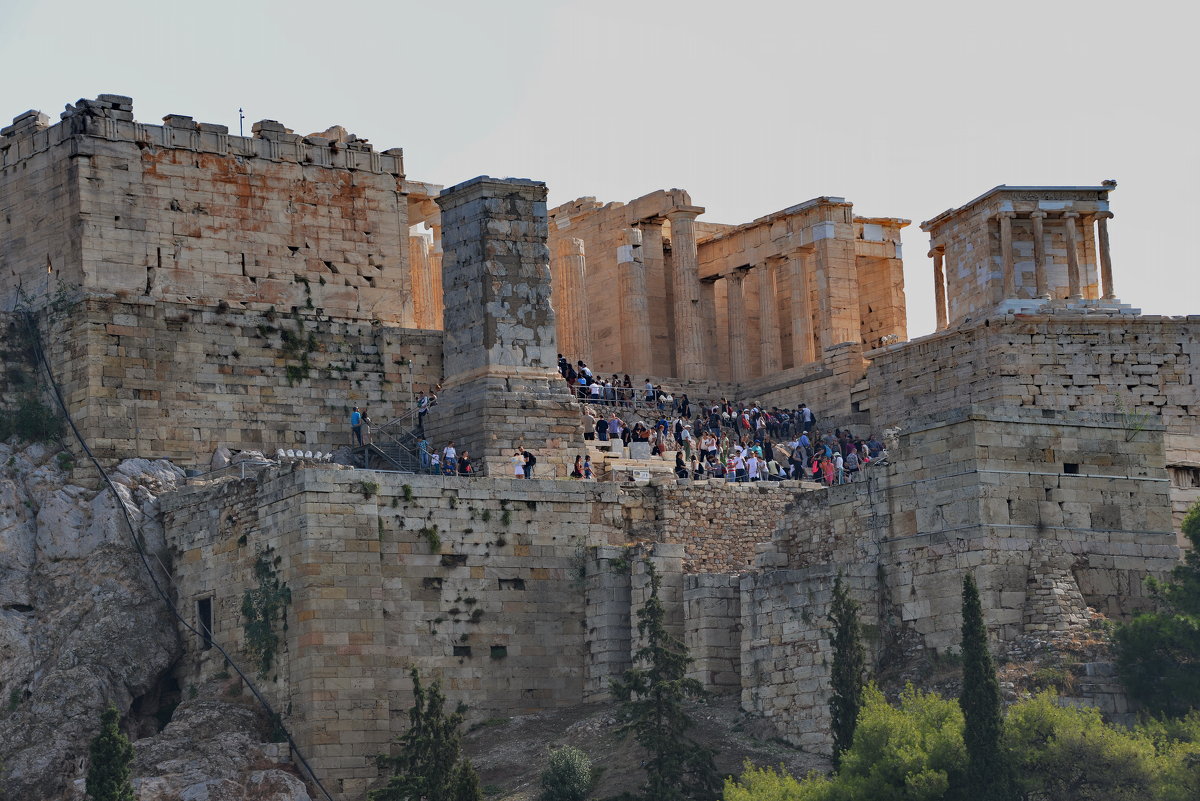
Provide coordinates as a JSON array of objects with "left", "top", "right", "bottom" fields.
[
  {"left": 617, "top": 228, "right": 652, "bottom": 376},
  {"left": 998, "top": 211, "right": 1016, "bottom": 299},
  {"left": 756, "top": 261, "right": 782, "bottom": 375},
  {"left": 408, "top": 234, "right": 435, "bottom": 328},
  {"left": 726, "top": 270, "right": 750, "bottom": 383},
  {"left": 931, "top": 247, "right": 948, "bottom": 330},
  {"left": 554, "top": 237, "right": 590, "bottom": 362},
  {"left": 429, "top": 222, "right": 444, "bottom": 328},
  {"left": 1095, "top": 211, "right": 1115, "bottom": 299},
  {"left": 1062, "top": 211, "right": 1082, "bottom": 299},
  {"left": 788, "top": 249, "right": 815, "bottom": 366},
  {"left": 699, "top": 276, "right": 717, "bottom": 362},
  {"left": 665, "top": 207, "right": 707, "bottom": 381},
  {"left": 1030, "top": 210, "right": 1049, "bottom": 298}
]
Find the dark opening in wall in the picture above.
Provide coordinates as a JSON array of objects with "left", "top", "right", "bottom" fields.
[
  {"left": 498, "top": 578, "right": 526, "bottom": 591},
  {"left": 197, "top": 597, "right": 213, "bottom": 650},
  {"left": 490, "top": 645, "right": 508, "bottom": 659},
  {"left": 453, "top": 645, "right": 472, "bottom": 658},
  {"left": 1063, "top": 463, "right": 1079, "bottom": 475}
]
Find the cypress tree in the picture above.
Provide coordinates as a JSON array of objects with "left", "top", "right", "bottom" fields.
[
  {"left": 959, "top": 573, "right": 1013, "bottom": 801},
  {"left": 828, "top": 573, "right": 866, "bottom": 767},
  {"left": 611, "top": 561, "right": 719, "bottom": 801},
  {"left": 371, "top": 668, "right": 481, "bottom": 801},
  {"left": 85, "top": 705, "right": 135, "bottom": 801}
]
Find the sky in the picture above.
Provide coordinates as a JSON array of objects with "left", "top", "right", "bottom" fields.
[{"left": 2, "top": 0, "right": 1196, "bottom": 337}]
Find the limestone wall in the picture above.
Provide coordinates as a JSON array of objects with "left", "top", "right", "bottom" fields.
[
  {"left": 163, "top": 469, "right": 626, "bottom": 799},
  {"left": 1, "top": 95, "right": 414, "bottom": 324},
  {"left": 618, "top": 481, "right": 816, "bottom": 574},
  {"left": 739, "top": 408, "right": 1180, "bottom": 749},
  {"left": 16, "top": 298, "right": 442, "bottom": 465},
  {"left": 862, "top": 314, "right": 1200, "bottom": 546}
]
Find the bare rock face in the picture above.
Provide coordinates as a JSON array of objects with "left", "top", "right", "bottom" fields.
[
  {"left": 125, "top": 700, "right": 312, "bottom": 801},
  {"left": 0, "top": 443, "right": 183, "bottom": 800}
]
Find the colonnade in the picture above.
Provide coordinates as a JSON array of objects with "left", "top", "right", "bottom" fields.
[{"left": 931, "top": 210, "right": 1117, "bottom": 330}]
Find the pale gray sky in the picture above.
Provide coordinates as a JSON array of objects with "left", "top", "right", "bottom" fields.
[{"left": 3, "top": 0, "right": 1195, "bottom": 336}]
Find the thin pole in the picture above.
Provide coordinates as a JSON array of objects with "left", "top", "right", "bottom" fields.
[{"left": 238, "top": 107, "right": 244, "bottom": 137}]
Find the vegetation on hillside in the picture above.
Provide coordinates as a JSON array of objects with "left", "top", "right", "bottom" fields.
[{"left": 1115, "top": 500, "right": 1200, "bottom": 715}]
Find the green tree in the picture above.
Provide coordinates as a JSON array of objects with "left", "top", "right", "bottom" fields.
[
  {"left": 540, "top": 745, "right": 594, "bottom": 801},
  {"left": 86, "top": 705, "right": 134, "bottom": 801},
  {"left": 1115, "top": 500, "right": 1200, "bottom": 715},
  {"left": 1004, "top": 692, "right": 1157, "bottom": 801},
  {"left": 829, "top": 574, "right": 867, "bottom": 768},
  {"left": 723, "top": 761, "right": 829, "bottom": 801},
  {"left": 611, "top": 561, "right": 719, "bottom": 801},
  {"left": 371, "top": 668, "right": 482, "bottom": 801},
  {"left": 959, "top": 573, "right": 1013, "bottom": 801}
]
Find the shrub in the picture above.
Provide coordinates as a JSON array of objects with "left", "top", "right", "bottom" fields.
[{"left": 539, "top": 745, "right": 594, "bottom": 801}]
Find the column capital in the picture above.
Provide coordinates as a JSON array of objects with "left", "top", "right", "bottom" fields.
[
  {"left": 1029, "top": 209, "right": 1048, "bottom": 219},
  {"left": 1094, "top": 210, "right": 1115, "bottom": 221},
  {"left": 1062, "top": 210, "right": 1080, "bottom": 220},
  {"left": 665, "top": 205, "right": 705, "bottom": 221},
  {"left": 996, "top": 210, "right": 1017, "bottom": 220}
]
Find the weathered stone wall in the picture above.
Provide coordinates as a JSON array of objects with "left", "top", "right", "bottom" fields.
[
  {"left": 163, "top": 469, "right": 626, "bottom": 800},
  {"left": 740, "top": 408, "right": 1180, "bottom": 750},
  {"left": 619, "top": 480, "right": 818, "bottom": 574},
  {"left": 14, "top": 298, "right": 442, "bottom": 465},
  {"left": 862, "top": 313, "right": 1199, "bottom": 547},
  {"left": 1, "top": 95, "right": 414, "bottom": 324}
]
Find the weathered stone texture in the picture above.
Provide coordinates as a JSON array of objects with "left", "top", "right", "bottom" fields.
[{"left": 2, "top": 96, "right": 411, "bottom": 324}]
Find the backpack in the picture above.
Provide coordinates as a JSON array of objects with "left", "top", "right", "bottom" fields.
[{"left": 526, "top": 452, "right": 537, "bottom": 467}]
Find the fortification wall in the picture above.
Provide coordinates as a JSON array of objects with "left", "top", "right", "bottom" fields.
[
  {"left": 741, "top": 408, "right": 1180, "bottom": 749},
  {"left": 1, "top": 95, "right": 414, "bottom": 324},
  {"left": 14, "top": 298, "right": 442, "bottom": 465},
  {"left": 164, "top": 469, "right": 628, "bottom": 799},
  {"left": 862, "top": 314, "right": 1199, "bottom": 544}
]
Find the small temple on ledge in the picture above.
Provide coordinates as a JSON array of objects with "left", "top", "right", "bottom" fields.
[{"left": 921, "top": 182, "right": 1133, "bottom": 329}]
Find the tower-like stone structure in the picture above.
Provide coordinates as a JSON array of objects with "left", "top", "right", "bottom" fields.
[{"left": 425, "top": 176, "right": 584, "bottom": 477}]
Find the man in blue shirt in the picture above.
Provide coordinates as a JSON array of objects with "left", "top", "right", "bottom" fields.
[{"left": 350, "top": 407, "right": 363, "bottom": 446}]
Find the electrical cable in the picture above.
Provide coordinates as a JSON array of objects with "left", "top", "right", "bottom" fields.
[{"left": 18, "top": 310, "right": 337, "bottom": 801}]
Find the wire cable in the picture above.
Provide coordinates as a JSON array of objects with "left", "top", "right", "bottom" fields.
[{"left": 18, "top": 310, "right": 337, "bottom": 801}]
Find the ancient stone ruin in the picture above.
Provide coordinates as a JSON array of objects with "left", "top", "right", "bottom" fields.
[{"left": 1, "top": 95, "right": 1197, "bottom": 800}]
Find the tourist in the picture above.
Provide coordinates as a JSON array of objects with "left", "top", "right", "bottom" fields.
[
  {"left": 583, "top": 455, "right": 594, "bottom": 480},
  {"left": 350, "top": 406, "right": 364, "bottom": 446},
  {"left": 609, "top": 412, "right": 625, "bottom": 445},
  {"left": 418, "top": 436, "right": 432, "bottom": 471},
  {"left": 674, "top": 451, "right": 688, "bottom": 479},
  {"left": 457, "top": 451, "right": 473, "bottom": 476},
  {"left": 834, "top": 450, "right": 844, "bottom": 484},
  {"left": 596, "top": 414, "right": 610, "bottom": 442},
  {"left": 582, "top": 410, "right": 596, "bottom": 440},
  {"left": 522, "top": 448, "right": 536, "bottom": 479},
  {"left": 443, "top": 440, "right": 457, "bottom": 466},
  {"left": 571, "top": 455, "right": 584, "bottom": 479},
  {"left": 417, "top": 392, "right": 430, "bottom": 433},
  {"left": 512, "top": 450, "right": 526, "bottom": 478},
  {"left": 430, "top": 451, "right": 442, "bottom": 474},
  {"left": 844, "top": 448, "right": 860, "bottom": 482}
]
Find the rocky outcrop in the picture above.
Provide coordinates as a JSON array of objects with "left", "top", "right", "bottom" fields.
[
  {"left": 0, "top": 443, "right": 181, "bottom": 799},
  {"left": 125, "top": 699, "right": 311, "bottom": 801},
  {"left": 0, "top": 441, "right": 312, "bottom": 800}
]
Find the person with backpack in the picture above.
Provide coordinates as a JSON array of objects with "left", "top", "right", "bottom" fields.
[{"left": 522, "top": 448, "right": 537, "bottom": 478}]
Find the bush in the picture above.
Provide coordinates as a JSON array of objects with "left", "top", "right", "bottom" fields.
[
  {"left": 539, "top": 745, "right": 594, "bottom": 801},
  {"left": 0, "top": 394, "right": 64, "bottom": 444},
  {"left": 86, "top": 705, "right": 135, "bottom": 801}
]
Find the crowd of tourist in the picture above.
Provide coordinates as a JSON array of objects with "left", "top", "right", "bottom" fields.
[
  {"left": 348, "top": 356, "right": 890, "bottom": 485},
  {"left": 560, "top": 354, "right": 889, "bottom": 485}
]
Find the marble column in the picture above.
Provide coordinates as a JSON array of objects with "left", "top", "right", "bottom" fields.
[
  {"left": 429, "top": 222, "right": 444, "bottom": 328},
  {"left": 554, "top": 237, "right": 590, "bottom": 362},
  {"left": 998, "top": 211, "right": 1016, "bottom": 299},
  {"left": 1030, "top": 210, "right": 1049, "bottom": 298},
  {"left": 617, "top": 228, "right": 652, "bottom": 376},
  {"left": 726, "top": 270, "right": 750, "bottom": 383},
  {"left": 788, "top": 249, "right": 816, "bottom": 366},
  {"left": 1095, "top": 211, "right": 1116, "bottom": 299},
  {"left": 665, "top": 207, "right": 707, "bottom": 381},
  {"left": 756, "top": 261, "right": 782, "bottom": 375},
  {"left": 409, "top": 234, "right": 435, "bottom": 328},
  {"left": 1063, "top": 211, "right": 1082, "bottom": 299},
  {"left": 931, "top": 247, "right": 948, "bottom": 330},
  {"left": 699, "top": 277, "right": 718, "bottom": 361}
]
